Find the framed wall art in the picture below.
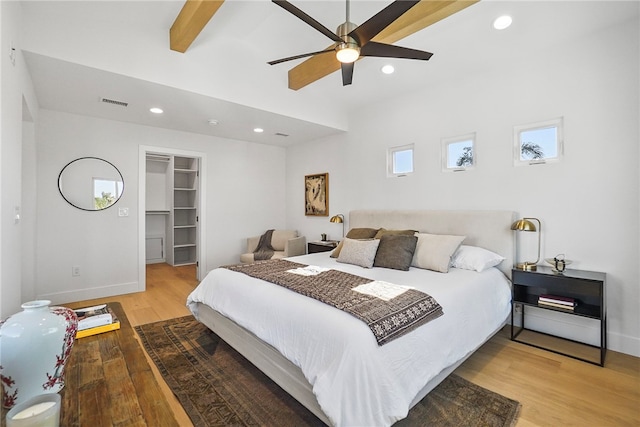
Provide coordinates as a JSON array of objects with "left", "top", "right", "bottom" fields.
[{"left": 304, "top": 173, "right": 328, "bottom": 216}]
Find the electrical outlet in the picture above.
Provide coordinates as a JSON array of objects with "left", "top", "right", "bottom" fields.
[
  {"left": 72, "top": 266, "right": 80, "bottom": 277},
  {"left": 514, "top": 303, "right": 522, "bottom": 314}
]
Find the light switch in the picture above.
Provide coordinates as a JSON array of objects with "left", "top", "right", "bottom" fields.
[{"left": 118, "top": 207, "right": 129, "bottom": 217}]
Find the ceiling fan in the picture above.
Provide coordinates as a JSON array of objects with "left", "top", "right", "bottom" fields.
[{"left": 268, "top": 0, "right": 433, "bottom": 86}]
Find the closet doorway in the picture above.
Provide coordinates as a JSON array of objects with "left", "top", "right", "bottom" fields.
[{"left": 138, "top": 146, "right": 207, "bottom": 291}]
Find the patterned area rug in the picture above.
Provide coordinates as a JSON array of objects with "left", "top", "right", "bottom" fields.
[{"left": 135, "top": 316, "right": 520, "bottom": 427}]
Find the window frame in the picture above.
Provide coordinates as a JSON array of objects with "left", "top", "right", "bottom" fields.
[
  {"left": 441, "top": 132, "right": 476, "bottom": 172},
  {"left": 513, "top": 117, "right": 564, "bottom": 166},
  {"left": 387, "top": 144, "right": 414, "bottom": 177}
]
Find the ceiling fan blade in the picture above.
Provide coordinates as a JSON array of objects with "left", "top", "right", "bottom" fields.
[
  {"left": 272, "top": 0, "right": 343, "bottom": 43},
  {"left": 360, "top": 41, "right": 432, "bottom": 60},
  {"left": 349, "top": 0, "right": 420, "bottom": 46},
  {"left": 341, "top": 62, "right": 354, "bottom": 86},
  {"left": 268, "top": 48, "right": 335, "bottom": 66}
]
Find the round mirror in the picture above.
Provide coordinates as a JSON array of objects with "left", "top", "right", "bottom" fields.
[{"left": 58, "top": 157, "right": 124, "bottom": 211}]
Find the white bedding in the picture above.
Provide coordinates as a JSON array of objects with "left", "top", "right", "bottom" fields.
[{"left": 187, "top": 252, "right": 511, "bottom": 427}]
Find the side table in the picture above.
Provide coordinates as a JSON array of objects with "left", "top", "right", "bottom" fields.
[
  {"left": 308, "top": 241, "right": 338, "bottom": 254},
  {"left": 511, "top": 266, "right": 606, "bottom": 366}
]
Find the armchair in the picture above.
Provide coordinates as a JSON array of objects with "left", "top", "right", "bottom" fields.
[{"left": 240, "top": 230, "right": 306, "bottom": 263}]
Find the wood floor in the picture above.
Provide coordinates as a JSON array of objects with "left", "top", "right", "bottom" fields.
[{"left": 67, "top": 263, "right": 640, "bottom": 427}]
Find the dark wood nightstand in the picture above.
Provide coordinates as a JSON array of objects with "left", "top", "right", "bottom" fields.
[
  {"left": 511, "top": 266, "right": 606, "bottom": 366},
  {"left": 307, "top": 241, "right": 338, "bottom": 254}
]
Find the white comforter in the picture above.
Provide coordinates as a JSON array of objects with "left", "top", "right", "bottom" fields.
[{"left": 187, "top": 253, "right": 511, "bottom": 427}]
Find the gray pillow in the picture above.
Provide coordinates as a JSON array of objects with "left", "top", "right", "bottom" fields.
[
  {"left": 373, "top": 228, "right": 417, "bottom": 239},
  {"left": 411, "top": 233, "right": 466, "bottom": 273},
  {"left": 373, "top": 234, "right": 418, "bottom": 271},
  {"left": 336, "top": 238, "right": 380, "bottom": 268}
]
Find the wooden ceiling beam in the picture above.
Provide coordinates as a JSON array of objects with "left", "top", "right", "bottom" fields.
[
  {"left": 170, "top": 0, "right": 225, "bottom": 53},
  {"left": 287, "top": 0, "right": 479, "bottom": 90}
]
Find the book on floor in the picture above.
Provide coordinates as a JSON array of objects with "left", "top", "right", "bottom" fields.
[{"left": 74, "top": 304, "right": 121, "bottom": 338}]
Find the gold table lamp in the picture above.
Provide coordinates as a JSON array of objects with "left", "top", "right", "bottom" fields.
[
  {"left": 330, "top": 214, "right": 345, "bottom": 238},
  {"left": 511, "top": 217, "right": 541, "bottom": 271}
]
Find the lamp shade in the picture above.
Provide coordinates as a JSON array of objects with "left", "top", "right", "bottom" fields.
[
  {"left": 329, "top": 215, "right": 344, "bottom": 224},
  {"left": 510, "top": 218, "right": 537, "bottom": 232}
]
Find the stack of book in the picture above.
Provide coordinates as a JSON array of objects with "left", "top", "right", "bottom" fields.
[
  {"left": 74, "top": 304, "right": 121, "bottom": 338},
  {"left": 538, "top": 294, "right": 577, "bottom": 311}
]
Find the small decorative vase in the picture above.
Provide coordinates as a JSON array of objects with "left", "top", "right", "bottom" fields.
[{"left": 0, "top": 300, "right": 78, "bottom": 408}]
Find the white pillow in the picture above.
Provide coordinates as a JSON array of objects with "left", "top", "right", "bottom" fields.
[
  {"left": 451, "top": 245, "right": 505, "bottom": 272},
  {"left": 411, "top": 233, "right": 466, "bottom": 273},
  {"left": 336, "top": 238, "right": 380, "bottom": 269}
]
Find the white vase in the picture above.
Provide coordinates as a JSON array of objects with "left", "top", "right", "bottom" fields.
[{"left": 0, "top": 300, "right": 78, "bottom": 408}]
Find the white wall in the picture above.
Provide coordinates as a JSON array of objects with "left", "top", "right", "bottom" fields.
[
  {"left": 0, "top": 1, "right": 39, "bottom": 318},
  {"left": 286, "top": 17, "right": 639, "bottom": 356},
  {"left": 35, "top": 109, "right": 287, "bottom": 304},
  {"left": 21, "top": 116, "right": 37, "bottom": 302}
]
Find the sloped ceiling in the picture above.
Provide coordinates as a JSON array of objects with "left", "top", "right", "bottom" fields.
[{"left": 20, "top": 1, "right": 638, "bottom": 146}]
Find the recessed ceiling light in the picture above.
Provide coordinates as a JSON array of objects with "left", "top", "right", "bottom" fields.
[
  {"left": 253, "top": 128, "right": 264, "bottom": 133},
  {"left": 381, "top": 64, "right": 395, "bottom": 74},
  {"left": 149, "top": 107, "right": 163, "bottom": 114},
  {"left": 493, "top": 15, "right": 512, "bottom": 30}
]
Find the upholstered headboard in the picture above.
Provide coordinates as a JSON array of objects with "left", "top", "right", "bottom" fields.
[{"left": 349, "top": 210, "right": 516, "bottom": 278}]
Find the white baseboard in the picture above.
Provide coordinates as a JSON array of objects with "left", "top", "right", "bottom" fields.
[
  {"left": 608, "top": 331, "right": 640, "bottom": 358},
  {"left": 511, "top": 305, "right": 640, "bottom": 358},
  {"left": 37, "top": 281, "right": 140, "bottom": 305}
]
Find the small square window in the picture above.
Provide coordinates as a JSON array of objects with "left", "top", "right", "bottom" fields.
[
  {"left": 388, "top": 144, "right": 414, "bottom": 177},
  {"left": 514, "top": 117, "right": 563, "bottom": 166},
  {"left": 442, "top": 133, "right": 475, "bottom": 172}
]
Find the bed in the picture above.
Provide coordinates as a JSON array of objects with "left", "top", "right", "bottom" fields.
[{"left": 187, "top": 210, "right": 515, "bottom": 426}]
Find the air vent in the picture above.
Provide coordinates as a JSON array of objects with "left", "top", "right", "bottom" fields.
[
  {"left": 100, "top": 97, "right": 128, "bottom": 107},
  {"left": 275, "top": 132, "right": 289, "bottom": 137}
]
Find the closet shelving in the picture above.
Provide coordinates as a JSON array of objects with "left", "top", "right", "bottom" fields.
[{"left": 171, "top": 156, "right": 198, "bottom": 266}]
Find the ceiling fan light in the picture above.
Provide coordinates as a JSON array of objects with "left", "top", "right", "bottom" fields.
[{"left": 336, "top": 46, "right": 360, "bottom": 64}]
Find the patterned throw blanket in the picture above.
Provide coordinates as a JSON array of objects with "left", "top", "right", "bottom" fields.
[{"left": 225, "top": 259, "right": 443, "bottom": 345}]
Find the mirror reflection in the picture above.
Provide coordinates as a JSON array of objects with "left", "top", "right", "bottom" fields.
[{"left": 58, "top": 157, "right": 124, "bottom": 211}]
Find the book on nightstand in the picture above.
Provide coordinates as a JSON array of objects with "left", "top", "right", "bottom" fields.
[
  {"left": 74, "top": 304, "right": 121, "bottom": 338},
  {"left": 538, "top": 294, "right": 577, "bottom": 311},
  {"left": 538, "top": 300, "right": 575, "bottom": 311}
]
